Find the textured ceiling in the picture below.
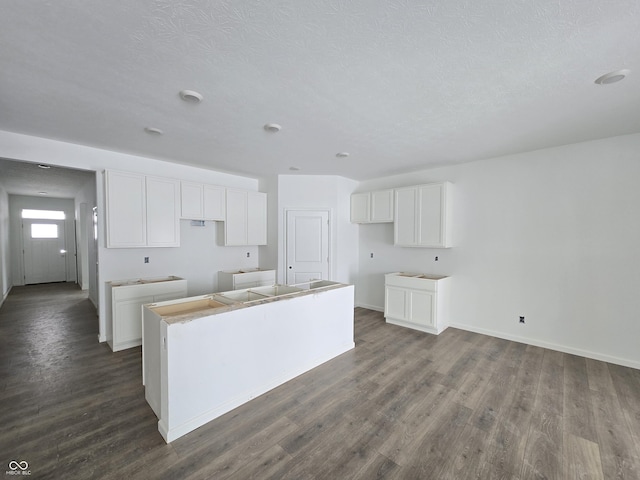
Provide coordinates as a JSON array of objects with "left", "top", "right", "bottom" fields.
[
  {"left": 0, "top": 158, "right": 94, "bottom": 198},
  {"left": 0, "top": 0, "right": 639, "bottom": 180}
]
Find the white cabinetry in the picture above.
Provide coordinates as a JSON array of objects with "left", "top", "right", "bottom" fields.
[
  {"left": 384, "top": 272, "right": 450, "bottom": 334},
  {"left": 351, "top": 189, "right": 394, "bottom": 223},
  {"left": 218, "top": 269, "right": 276, "bottom": 291},
  {"left": 394, "top": 182, "right": 452, "bottom": 248},
  {"left": 224, "top": 190, "right": 267, "bottom": 245},
  {"left": 180, "top": 182, "right": 225, "bottom": 221},
  {"left": 106, "top": 276, "right": 187, "bottom": 352},
  {"left": 105, "top": 170, "right": 180, "bottom": 248},
  {"left": 146, "top": 176, "right": 181, "bottom": 247}
]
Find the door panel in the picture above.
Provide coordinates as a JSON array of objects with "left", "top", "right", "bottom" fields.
[
  {"left": 23, "top": 219, "right": 67, "bottom": 284},
  {"left": 286, "top": 210, "right": 329, "bottom": 284}
]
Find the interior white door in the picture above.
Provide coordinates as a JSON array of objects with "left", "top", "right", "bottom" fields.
[
  {"left": 286, "top": 210, "right": 329, "bottom": 284},
  {"left": 22, "top": 219, "right": 67, "bottom": 284}
]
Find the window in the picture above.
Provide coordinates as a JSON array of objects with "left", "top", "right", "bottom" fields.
[
  {"left": 31, "top": 224, "right": 59, "bottom": 239},
  {"left": 21, "top": 209, "right": 65, "bottom": 220}
]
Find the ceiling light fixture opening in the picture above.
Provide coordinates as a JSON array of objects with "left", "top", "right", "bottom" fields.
[
  {"left": 144, "top": 127, "right": 164, "bottom": 135},
  {"left": 38, "top": 192, "right": 47, "bottom": 195},
  {"left": 336, "top": 152, "right": 350, "bottom": 158},
  {"left": 264, "top": 123, "right": 282, "bottom": 133},
  {"left": 37, "top": 164, "right": 51, "bottom": 169},
  {"left": 179, "top": 90, "right": 203, "bottom": 103},
  {"left": 595, "top": 69, "right": 630, "bottom": 85},
  {"left": 289, "top": 166, "right": 301, "bottom": 171}
]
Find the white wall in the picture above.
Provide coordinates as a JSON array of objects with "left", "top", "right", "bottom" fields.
[
  {"left": 9, "top": 195, "right": 78, "bottom": 285},
  {"left": 356, "top": 133, "right": 640, "bottom": 369},
  {"left": 0, "top": 130, "right": 261, "bottom": 342},
  {"left": 277, "top": 175, "right": 359, "bottom": 285},
  {"left": 0, "top": 183, "right": 9, "bottom": 305}
]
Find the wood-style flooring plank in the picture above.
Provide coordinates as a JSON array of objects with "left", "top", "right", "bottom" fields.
[{"left": 563, "top": 432, "right": 605, "bottom": 480}]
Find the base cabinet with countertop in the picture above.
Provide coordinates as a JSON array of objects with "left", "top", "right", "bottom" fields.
[
  {"left": 384, "top": 272, "right": 450, "bottom": 334},
  {"left": 106, "top": 276, "right": 187, "bottom": 352},
  {"left": 142, "top": 280, "right": 354, "bottom": 442}
]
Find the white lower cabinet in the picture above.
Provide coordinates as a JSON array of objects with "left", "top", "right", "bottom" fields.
[
  {"left": 384, "top": 272, "right": 450, "bottom": 334},
  {"left": 218, "top": 269, "right": 276, "bottom": 291},
  {"left": 106, "top": 276, "right": 187, "bottom": 352}
]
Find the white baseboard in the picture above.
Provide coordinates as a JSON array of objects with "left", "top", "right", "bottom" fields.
[
  {"left": 355, "top": 303, "right": 384, "bottom": 312},
  {"left": 450, "top": 322, "right": 640, "bottom": 371},
  {"left": 0, "top": 286, "right": 10, "bottom": 309}
]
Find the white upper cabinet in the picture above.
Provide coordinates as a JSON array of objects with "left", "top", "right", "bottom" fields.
[
  {"left": 203, "top": 185, "right": 226, "bottom": 221},
  {"left": 394, "top": 182, "right": 452, "bottom": 248},
  {"left": 350, "top": 189, "right": 394, "bottom": 223},
  {"left": 105, "top": 170, "right": 180, "bottom": 248},
  {"left": 146, "top": 176, "right": 181, "bottom": 247},
  {"left": 181, "top": 182, "right": 225, "bottom": 221},
  {"left": 224, "top": 189, "right": 267, "bottom": 246},
  {"left": 106, "top": 170, "right": 147, "bottom": 247},
  {"left": 246, "top": 191, "right": 267, "bottom": 245}
]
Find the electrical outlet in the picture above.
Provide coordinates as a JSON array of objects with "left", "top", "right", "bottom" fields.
[
  {"left": 519, "top": 316, "right": 525, "bottom": 324},
  {"left": 370, "top": 253, "right": 374, "bottom": 258},
  {"left": 434, "top": 256, "right": 439, "bottom": 261},
  {"left": 144, "top": 257, "right": 149, "bottom": 264},
  {"left": 246, "top": 252, "right": 250, "bottom": 258}
]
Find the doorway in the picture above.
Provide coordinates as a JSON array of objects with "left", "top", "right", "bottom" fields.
[
  {"left": 285, "top": 210, "right": 330, "bottom": 284},
  {"left": 22, "top": 218, "right": 68, "bottom": 284}
]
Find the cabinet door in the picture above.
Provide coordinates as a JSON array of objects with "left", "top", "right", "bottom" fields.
[
  {"left": 350, "top": 193, "right": 370, "bottom": 223},
  {"left": 370, "top": 189, "right": 394, "bottom": 223},
  {"left": 203, "top": 185, "right": 225, "bottom": 221},
  {"left": 385, "top": 286, "right": 407, "bottom": 320},
  {"left": 181, "top": 182, "right": 204, "bottom": 219},
  {"left": 105, "top": 171, "right": 147, "bottom": 247},
  {"left": 418, "top": 184, "right": 444, "bottom": 247},
  {"left": 146, "top": 176, "right": 180, "bottom": 247},
  {"left": 225, "top": 189, "right": 248, "bottom": 246},
  {"left": 114, "top": 295, "right": 154, "bottom": 346},
  {"left": 247, "top": 192, "right": 267, "bottom": 245},
  {"left": 394, "top": 187, "right": 418, "bottom": 246},
  {"left": 408, "top": 290, "right": 434, "bottom": 327}
]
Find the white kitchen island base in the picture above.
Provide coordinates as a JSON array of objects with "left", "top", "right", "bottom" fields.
[{"left": 143, "top": 282, "right": 354, "bottom": 443}]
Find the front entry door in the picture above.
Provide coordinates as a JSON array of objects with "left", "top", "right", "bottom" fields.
[
  {"left": 286, "top": 210, "right": 330, "bottom": 284},
  {"left": 22, "top": 219, "right": 67, "bottom": 284}
]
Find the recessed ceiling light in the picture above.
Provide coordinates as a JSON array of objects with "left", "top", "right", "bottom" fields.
[
  {"left": 289, "top": 166, "right": 301, "bottom": 171},
  {"left": 264, "top": 123, "right": 282, "bottom": 133},
  {"left": 144, "top": 127, "right": 164, "bottom": 135},
  {"left": 179, "top": 90, "right": 203, "bottom": 103},
  {"left": 38, "top": 192, "right": 47, "bottom": 195},
  {"left": 37, "top": 164, "right": 51, "bottom": 169},
  {"left": 595, "top": 69, "right": 630, "bottom": 85},
  {"left": 336, "top": 152, "right": 350, "bottom": 158}
]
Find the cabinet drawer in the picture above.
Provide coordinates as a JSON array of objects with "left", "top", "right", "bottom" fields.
[{"left": 384, "top": 273, "right": 442, "bottom": 290}]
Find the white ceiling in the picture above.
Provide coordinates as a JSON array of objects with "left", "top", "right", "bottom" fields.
[
  {"left": 0, "top": 158, "right": 94, "bottom": 198},
  {"left": 1, "top": 0, "right": 639, "bottom": 181}
]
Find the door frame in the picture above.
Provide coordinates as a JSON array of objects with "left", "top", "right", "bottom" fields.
[{"left": 283, "top": 208, "right": 332, "bottom": 285}]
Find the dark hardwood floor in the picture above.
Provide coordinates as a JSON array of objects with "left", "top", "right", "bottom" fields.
[{"left": 1, "top": 283, "right": 639, "bottom": 479}]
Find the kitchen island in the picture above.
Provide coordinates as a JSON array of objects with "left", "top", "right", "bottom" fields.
[{"left": 142, "top": 280, "right": 354, "bottom": 443}]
